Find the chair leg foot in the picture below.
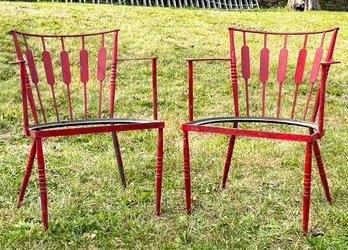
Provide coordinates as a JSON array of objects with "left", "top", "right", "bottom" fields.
[
  {"left": 17, "top": 140, "right": 36, "bottom": 208},
  {"left": 313, "top": 141, "right": 332, "bottom": 204},
  {"left": 302, "top": 142, "right": 312, "bottom": 235},
  {"left": 155, "top": 128, "right": 163, "bottom": 217},
  {"left": 183, "top": 130, "right": 191, "bottom": 215},
  {"left": 112, "top": 132, "right": 126, "bottom": 188},
  {"left": 36, "top": 138, "right": 48, "bottom": 230},
  {"left": 221, "top": 135, "right": 236, "bottom": 189}
]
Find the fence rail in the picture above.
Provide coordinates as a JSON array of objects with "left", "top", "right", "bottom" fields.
[{"left": 9, "top": 0, "right": 259, "bottom": 9}]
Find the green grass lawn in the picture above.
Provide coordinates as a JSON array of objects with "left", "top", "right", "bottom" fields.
[{"left": 0, "top": 2, "right": 348, "bottom": 249}]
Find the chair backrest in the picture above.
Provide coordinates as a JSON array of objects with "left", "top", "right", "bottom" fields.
[
  {"left": 228, "top": 27, "right": 338, "bottom": 132},
  {"left": 11, "top": 29, "right": 158, "bottom": 135}
]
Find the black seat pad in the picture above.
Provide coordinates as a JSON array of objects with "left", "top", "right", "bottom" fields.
[
  {"left": 29, "top": 118, "right": 161, "bottom": 131},
  {"left": 185, "top": 116, "right": 318, "bottom": 130}
]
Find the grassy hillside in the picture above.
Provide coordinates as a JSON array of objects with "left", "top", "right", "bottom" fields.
[{"left": 0, "top": 2, "right": 347, "bottom": 248}]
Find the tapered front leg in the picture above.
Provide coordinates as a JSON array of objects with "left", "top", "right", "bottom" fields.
[
  {"left": 155, "top": 128, "right": 163, "bottom": 217},
  {"left": 36, "top": 138, "right": 48, "bottom": 230},
  {"left": 183, "top": 130, "right": 191, "bottom": 214},
  {"left": 313, "top": 141, "right": 332, "bottom": 204},
  {"left": 17, "top": 139, "right": 36, "bottom": 208},
  {"left": 222, "top": 135, "right": 236, "bottom": 189},
  {"left": 302, "top": 142, "right": 312, "bottom": 235},
  {"left": 112, "top": 132, "right": 126, "bottom": 187}
]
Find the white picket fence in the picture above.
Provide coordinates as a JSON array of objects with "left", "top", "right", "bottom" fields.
[{"left": 42, "top": 0, "right": 259, "bottom": 9}]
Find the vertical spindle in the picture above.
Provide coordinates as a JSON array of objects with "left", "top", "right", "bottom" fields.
[
  {"left": 41, "top": 37, "right": 59, "bottom": 121},
  {"left": 23, "top": 35, "right": 47, "bottom": 123},
  {"left": 303, "top": 32, "right": 325, "bottom": 120},
  {"left": 291, "top": 34, "right": 307, "bottom": 119},
  {"left": 97, "top": 34, "right": 107, "bottom": 118},
  {"left": 276, "top": 35, "right": 288, "bottom": 118},
  {"left": 60, "top": 37, "right": 73, "bottom": 120},
  {"left": 80, "top": 36, "right": 89, "bottom": 120},
  {"left": 241, "top": 32, "right": 251, "bottom": 116},
  {"left": 260, "top": 34, "right": 269, "bottom": 117}
]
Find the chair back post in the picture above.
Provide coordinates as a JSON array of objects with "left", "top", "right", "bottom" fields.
[
  {"left": 229, "top": 28, "right": 239, "bottom": 117},
  {"left": 317, "top": 27, "right": 339, "bottom": 135},
  {"left": 188, "top": 60, "right": 194, "bottom": 122},
  {"left": 109, "top": 30, "right": 119, "bottom": 118},
  {"left": 11, "top": 31, "right": 39, "bottom": 135},
  {"left": 152, "top": 57, "right": 158, "bottom": 120},
  {"left": 19, "top": 62, "right": 30, "bottom": 136}
]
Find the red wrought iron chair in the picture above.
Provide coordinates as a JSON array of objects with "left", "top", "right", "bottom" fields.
[
  {"left": 182, "top": 27, "right": 339, "bottom": 234},
  {"left": 11, "top": 29, "right": 164, "bottom": 230}
]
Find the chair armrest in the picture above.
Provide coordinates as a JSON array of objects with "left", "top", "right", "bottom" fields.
[
  {"left": 320, "top": 59, "right": 340, "bottom": 65},
  {"left": 117, "top": 57, "right": 157, "bottom": 61},
  {"left": 187, "top": 58, "right": 230, "bottom": 62}
]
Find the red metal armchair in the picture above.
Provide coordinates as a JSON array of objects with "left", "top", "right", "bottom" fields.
[
  {"left": 182, "top": 27, "right": 339, "bottom": 234},
  {"left": 11, "top": 29, "right": 164, "bottom": 230}
]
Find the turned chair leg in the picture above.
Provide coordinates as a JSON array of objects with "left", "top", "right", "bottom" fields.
[
  {"left": 222, "top": 135, "right": 236, "bottom": 189},
  {"left": 183, "top": 130, "right": 191, "bottom": 214},
  {"left": 302, "top": 142, "right": 312, "bottom": 235},
  {"left": 112, "top": 132, "right": 126, "bottom": 188},
  {"left": 313, "top": 141, "right": 332, "bottom": 204},
  {"left": 155, "top": 128, "right": 164, "bottom": 217},
  {"left": 36, "top": 138, "right": 48, "bottom": 230},
  {"left": 17, "top": 140, "right": 36, "bottom": 208}
]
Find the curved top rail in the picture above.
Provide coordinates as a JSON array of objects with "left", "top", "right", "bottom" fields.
[
  {"left": 229, "top": 27, "right": 339, "bottom": 36},
  {"left": 10, "top": 28, "right": 119, "bottom": 38}
]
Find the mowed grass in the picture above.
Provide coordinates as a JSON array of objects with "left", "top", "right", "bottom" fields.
[{"left": 0, "top": 2, "right": 348, "bottom": 249}]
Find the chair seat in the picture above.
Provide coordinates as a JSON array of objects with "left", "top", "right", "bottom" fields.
[
  {"left": 29, "top": 118, "right": 164, "bottom": 131},
  {"left": 184, "top": 116, "right": 318, "bottom": 130}
]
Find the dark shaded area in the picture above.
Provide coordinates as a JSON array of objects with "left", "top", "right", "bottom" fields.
[
  {"left": 318, "top": 0, "right": 348, "bottom": 11},
  {"left": 259, "top": 0, "right": 347, "bottom": 11}
]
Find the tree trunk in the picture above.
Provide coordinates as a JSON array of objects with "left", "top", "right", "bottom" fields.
[
  {"left": 306, "top": 0, "right": 321, "bottom": 10},
  {"left": 288, "top": 0, "right": 321, "bottom": 10}
]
